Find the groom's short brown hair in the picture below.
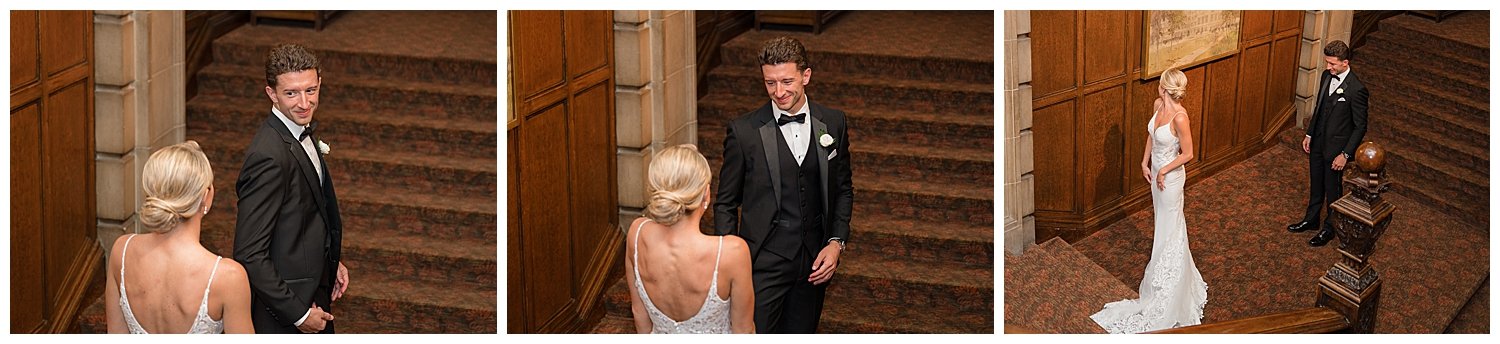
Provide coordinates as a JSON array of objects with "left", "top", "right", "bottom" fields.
[
  {"left": 760, "top": 36, "right": 810, "bottom": 72},
  {"left": 1323, "top": 40, "right": 1352, "bottom": 62},
  {"left": 265, "top": 44, "right": 320, "bottom": 88}
]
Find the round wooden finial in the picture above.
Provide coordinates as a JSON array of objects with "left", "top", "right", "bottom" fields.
[{"left": 1355, "top": 141, "right": 1386, "bottom": 173}]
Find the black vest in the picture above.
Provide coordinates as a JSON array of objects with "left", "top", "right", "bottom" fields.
[
  {"left": 1312, "top": 76, "right": 1341, "bottom": 151},
  {"left": 764, "top": 127, "right": 825, "bottom": 259}
]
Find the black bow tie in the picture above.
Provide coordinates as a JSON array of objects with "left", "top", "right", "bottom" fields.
[
  {"left": 777, "top": 113, "right": 806, "bottom": 126},
  {"left": 1330, "top": 73, "right": 1341, "bottom": 81},
  {"left": 299, "top": 121, "right": 318, "bottom": 141}
]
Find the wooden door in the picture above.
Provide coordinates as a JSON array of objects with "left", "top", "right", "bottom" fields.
[
  {"left": 10, "top": 10, "right": 99, "bottom": 334},
  {"left": 507, "top": 10, "right": 618, "bottom": 334}
]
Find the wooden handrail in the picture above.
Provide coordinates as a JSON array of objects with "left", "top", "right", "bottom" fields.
[{"left": 1149, "top": 307, "right": 1348, "bottom": 334}]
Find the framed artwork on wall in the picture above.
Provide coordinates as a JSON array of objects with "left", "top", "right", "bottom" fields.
[{"left": 1142, "top": 10, "right": 1242, "bottom": 79}]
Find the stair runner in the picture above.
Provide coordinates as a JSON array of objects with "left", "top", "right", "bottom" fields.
[{"left": 1357, "top": 11, "right": 1489, "bottom": 228}]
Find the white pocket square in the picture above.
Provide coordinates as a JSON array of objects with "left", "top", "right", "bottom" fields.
[
  {"left": 827, "top": 149, "right": 838, "bottom": 160},
  {"left": 1337, "top": 97, "right": 1346, "bottom": 102}
]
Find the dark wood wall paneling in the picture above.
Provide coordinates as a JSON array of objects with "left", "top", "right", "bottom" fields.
[
  {"left": 507, "top": 10, "right": 620, "bottom": 334},
  {"left": 1031, "top": 10, "right": 1305, "bottom": 242},
  {"left": 10, "top": 10, "right": 100, "bottom": 333}
]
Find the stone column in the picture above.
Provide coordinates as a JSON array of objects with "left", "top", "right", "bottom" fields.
[
  {"left": 615, "top": 10, "right": 698, "bottom": 231},
  {"left": 1296, "top": 10, "right": 1354, "bottom": 129},
  {"left": 1003, "top": 11, "right": 1037, "bottom": 256},
  {"left": 94, "top": 10, "right": 186, "bottom": 257}
]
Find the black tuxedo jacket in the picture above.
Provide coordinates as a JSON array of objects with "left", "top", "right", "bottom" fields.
[
  {"left": 714, "top": 100, "right": 854, "bottom": 259},
  {"left": 233, "top": 113, "right": 344, "bottom": 333},
  {"left": 1306, "top": 70, "right": 1370, "bottom": 161}
]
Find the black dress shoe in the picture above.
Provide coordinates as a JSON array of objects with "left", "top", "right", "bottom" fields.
[
  {"left": 1309, "top": 230, "right": 1335, "bottom": 247},
  {"left": 1288, "top": 221, "right": 1316, "bottom": 233}
]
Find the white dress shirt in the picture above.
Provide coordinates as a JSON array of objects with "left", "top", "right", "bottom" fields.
[{"left": 773, "top": 96, "right": 812, "bottom": 165}]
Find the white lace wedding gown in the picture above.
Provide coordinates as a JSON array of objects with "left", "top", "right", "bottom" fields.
[{"left": 1090, "top": 110, "right": 1208, "bottom": 334}]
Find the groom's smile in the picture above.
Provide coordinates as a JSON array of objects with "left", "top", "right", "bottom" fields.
[
  {"left": 762, "top": 62, "right": 811, "bottom": 112},
  {"left": 266, "top": 69, "right": 322, "bottom": 126}
]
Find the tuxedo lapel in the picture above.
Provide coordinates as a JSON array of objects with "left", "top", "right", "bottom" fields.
[
  {"left": 313, "top": 134, "right": 342, "bottom": 263},
  {"left": 271, "top": 115, "right": 329, "bottom": 218},
  {"left": 758, "top": 112, "right": 782, "bottom": 204},
  {"left": 1317, "top": 72, "right": 1335, "bottom": 106},
  {"left": 809, "top": 108, "right": 831, "bottom": 219}
]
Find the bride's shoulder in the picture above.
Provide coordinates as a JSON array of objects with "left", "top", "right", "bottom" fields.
[
  {"left": 628, "top": 217, "right": 652, "bottom": 236},
  {"left": 715, "top": 235, "right": 752, "bottom": 269},
  {"left": 1172, "top": 104, "right": 1190, "bottom": 121},
  {"left": 718, "top": 234, "right": 748, "bottom": 252},
  {"left": 212, "top": 258, "right": 248, "bottom": 286}
]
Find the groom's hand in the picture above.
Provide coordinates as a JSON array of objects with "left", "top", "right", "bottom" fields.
[
  {"left": 298, "top": 305, "right": 335, "bottom": 333},
  {"left": 1302, "top": 136, "right": 1311, "bottom": 154},
  {"left": 809, "top": 243, "right": 842, "bottom": 285},
  {"left": 1332, "top": 154, "right": 1348, "bottom": 171},
  {"left": 332, "top": 262, "right": 349, "bottom": 302}
]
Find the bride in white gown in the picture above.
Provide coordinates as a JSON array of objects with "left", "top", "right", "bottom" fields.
[{"left": 1091, "top": 68, "right": 1209, "bottom": 333}]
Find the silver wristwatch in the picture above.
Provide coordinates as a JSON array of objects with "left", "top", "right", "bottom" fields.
[{"left": 828, "top": 238, "right": 846, "bottom": 251}]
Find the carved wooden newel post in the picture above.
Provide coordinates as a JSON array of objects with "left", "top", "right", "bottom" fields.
[{"left": 1316, "top": 142, "right": 1395, "bottom": 333}]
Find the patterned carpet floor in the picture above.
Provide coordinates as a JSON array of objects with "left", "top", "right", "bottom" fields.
[{"left": 1062, "top": 131, "right": 1489, "bottom": 333}]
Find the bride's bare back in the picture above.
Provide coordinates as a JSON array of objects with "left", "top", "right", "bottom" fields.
[
  {"left": 633, "top": 220, "right": 732, "bottom": 321},
  {"left": 106, "top": 233, "right": 251, "bottom": 333}
]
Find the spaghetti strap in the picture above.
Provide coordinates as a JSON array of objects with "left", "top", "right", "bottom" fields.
[
  {"left": 201, "top": 257, "right": 223, "bottom": 302},
  {"left": 712, "top": 236, "right": 724, "bottom": 280},
  {"left": 631, "top": 219, "right": 651, "bottom": 280},
  {"left": 120, "top": 234, "right": 138, "bottom": 282}
]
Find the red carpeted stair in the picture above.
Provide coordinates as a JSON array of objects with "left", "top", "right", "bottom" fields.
[
  {"left": 1358, "top": 12, "right": 1490, "bottom": 333},
  {"left": 592, "top": 10, "right": 994, "bottom": 333},
  {"left": 1357, "top": 11, "right": 1489, "bottom": 229},
  {"left": 1003, "top": 238, "right": 1136, "bottom": 334},
  {"left": 75, "top": 11, "right": 497, "bottom": 333}
]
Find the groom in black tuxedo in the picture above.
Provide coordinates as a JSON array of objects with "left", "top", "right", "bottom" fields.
[
  {"left": 1288, "top": 40, "right": 1368, "bottom": 247},
  {"left": 234, "top": 44, "right": 349, "bottom": 333},
  {"left": 714, "top": 36, "right": 854, "bottom": 333}
]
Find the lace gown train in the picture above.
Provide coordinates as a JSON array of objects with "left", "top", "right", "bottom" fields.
[{"left": 1089, "top": 111, "right": 1209, "bottom": 334}]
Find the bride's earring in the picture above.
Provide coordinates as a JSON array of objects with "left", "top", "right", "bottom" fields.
[
  {"left": 700, "top": 189, "right": 711, "bottom": 209},
  {"left": 202, "top": 186, "right": 213, "bottom": 216}
]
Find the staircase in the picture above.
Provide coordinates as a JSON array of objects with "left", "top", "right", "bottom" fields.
[
  {"left": 1356, "top": 11, "right": 1489, "bottom": 228},
  {"left": 1003, "top": 238, "right": 1135, "bottom": 334},
  {"left": 592, "top": 10, "right": 994, "bottom": 333},
  {"left": 75, "top": 11, "right": 497, "bottom": 333}
]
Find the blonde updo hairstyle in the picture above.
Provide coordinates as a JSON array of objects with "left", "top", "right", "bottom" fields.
[
  {"left": 645, "top": 144, "right": 712, "bottom": 226},
  {"left": 139, "top": 141, "right": 214, "bottom": 233},
  {"left": 1160, "top": 68, "right": 1188, "bottom": 100}
]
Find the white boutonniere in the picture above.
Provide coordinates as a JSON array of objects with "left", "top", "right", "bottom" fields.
[
  {"left": 317, "top": 140, "right": 330, "bottom": 155},
  {"left": 1336, "top": 88, "right": 1344, "bottom": 94},
  {"left": 818, "top": 129, "right": 835, "bottom": 148}
]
